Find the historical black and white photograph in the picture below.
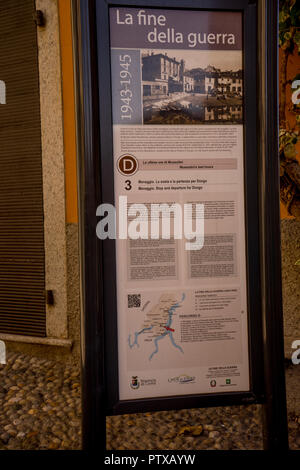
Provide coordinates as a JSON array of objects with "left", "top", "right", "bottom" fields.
[{"left": 142, "top": 49, "right": 243, "bottom": 124}]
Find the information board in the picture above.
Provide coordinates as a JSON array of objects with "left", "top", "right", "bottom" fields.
[
  {"left": 76, "top": 0, "right": 289, "bottom": 450},
  {"left": 109, "top": 7, "right": 250, "bottom": 400}
]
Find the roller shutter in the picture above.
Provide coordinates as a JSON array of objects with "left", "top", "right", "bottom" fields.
[{"left": 0, "top": 0, "right": 46, "bottom": 336}]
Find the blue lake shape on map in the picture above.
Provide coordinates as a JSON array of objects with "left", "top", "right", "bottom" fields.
[{"left": 128, "top": 293, "right": 185, "bottom": 361}]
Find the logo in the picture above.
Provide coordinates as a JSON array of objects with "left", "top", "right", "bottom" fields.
[
  {"left": 210, "top": 379, "right": 217, "bottom": 388},
  {"left": 118, "top": 154, "right": 138, "bottom": 176},
  {"left": 168, "top": 374, "right": 196, "bottom": 384},
  {"left": 130, "top": 376, "right": 140, "bottom": 390},
  {"left": 226, "top": 379, "right": 231, "bottom": 385},
  {"left": 130, "top": 376, "right": 156, "bottom": 389}
]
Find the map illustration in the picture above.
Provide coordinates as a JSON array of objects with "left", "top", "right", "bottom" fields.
[{"left": 128, "top": 293, "right": 185, "bottom": 361}]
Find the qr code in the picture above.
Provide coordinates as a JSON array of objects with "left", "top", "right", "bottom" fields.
[{"left": 128, "top": 294, "right": 141, "bottom": 308}]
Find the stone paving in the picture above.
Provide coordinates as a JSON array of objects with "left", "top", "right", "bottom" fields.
[
  {"left": 0, "top": 353, "right": 81, "bottom": 450},
  {"left": 0, "top": 351, "right": 299, "bottom": 450}
]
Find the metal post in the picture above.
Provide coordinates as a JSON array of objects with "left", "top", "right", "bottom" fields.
[
  {"left": 258, "top": 0, "right": 289, "bottom": 450},
  {"left": 72, "top": 0, "right": 106, "bottom": 451}
]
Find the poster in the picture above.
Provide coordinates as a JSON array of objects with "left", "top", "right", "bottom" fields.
[{"left": 109, "top": 7, "right": 250, "bottom": 399}]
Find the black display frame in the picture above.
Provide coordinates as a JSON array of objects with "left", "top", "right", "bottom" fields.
[{"left": 72, "top": 0, "right": 288, "bottom": 451}]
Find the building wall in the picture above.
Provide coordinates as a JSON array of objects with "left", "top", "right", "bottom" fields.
[
  {"left": 142, "top": 55, "right": 163, "bottom": 81},
  {"left": 205, "top": 76, "right": 216, "bottom": 92},
  {"left": 183, "top": 75, "right": 194, "bottom": 92},
  {"left": 281, "top": 219, "right": 300, "bottom": 358},
  {"left": 143, "top": 54, "right": 182, "bottom": 83},
  {"left": 37, "top": 0, "right": 68, "bottom": 341},
  {"left": 58, "top": 0, "right": 80, "bottom": 364},
  {"left": 3, "top": 0, "right": 80, "bottom": 366},
  {"left": 279, "top": 37, "right": 300, "bottom": 356}
]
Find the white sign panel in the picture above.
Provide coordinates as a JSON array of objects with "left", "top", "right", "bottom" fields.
[{"left": 109, "top": 7, "right": 250, "bottom": 399}]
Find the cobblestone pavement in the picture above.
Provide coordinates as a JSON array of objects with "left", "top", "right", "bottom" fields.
[
  {"left": 0, "top": 352, "right": 299, "bottom": 450},
  {"left": 0, "top": 353, "right": 81, "bottom": 450}
]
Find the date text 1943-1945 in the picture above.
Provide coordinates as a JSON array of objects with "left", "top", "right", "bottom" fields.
[{"left": 119, "top": 54, "right": 133, "bottom": 121}]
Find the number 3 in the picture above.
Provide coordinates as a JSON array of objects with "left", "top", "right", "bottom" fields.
[{"left": 125, "top": 180, "right": 132, "bottom": 190}]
